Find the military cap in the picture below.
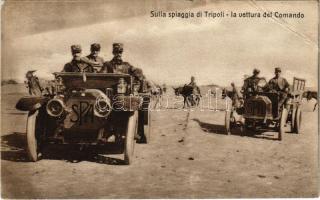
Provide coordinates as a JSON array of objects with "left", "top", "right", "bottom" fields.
[
  {"left": 91, "top": 43, "right": 101, "bottom": 51},
  {"left": 71, "top": 45, "right": 82, "bottom": 54},
  {"left": 113, "top": 43, "right": 124, "bottom": 52},
  {"left": 275, "top": 67, "right": 281, "bottom": 72},
  {"left": 253, "top": 68, "right": 260, "bottom": 74},
  {"left": 25, "top": 70, "right": 36, "bottom": 77}
]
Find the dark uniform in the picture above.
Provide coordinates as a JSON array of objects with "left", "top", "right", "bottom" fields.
[
  {"left": 62, "top": 45, "right": 94, "bottom": 73},
  {"left": 188, "top": 77, "right": 201, "bottom": 96},
  {"left": 268, "top": 67, "right": 289, "bottom": 110},
  {"left": 26, "top": 70, "right": 43, "bottom": 96},
  {"left": 100, "top": 43, "right": 144, "bottom": 82},
  {"left": 268, "top": 77, "right": 289, "bottom": 92},
  {"left": 242, "top": 68, "right": 261, "bottom": 98},
  {"left": 81, "top": 43, "right": 105, "bottom": 72}
]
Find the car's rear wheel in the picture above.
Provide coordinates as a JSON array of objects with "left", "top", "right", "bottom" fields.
[
  {"left": 124, "top": 111, "right": 138, "bottom": 165},
  {"left": 224, "top": 110, "right": 231, "bottom": 135},
  {"left": 279, "top": 108, "right": 288, "bottom": 141},
  {"left": 290, "top": 107, "right": 296, "bottom": 133},
  {"left": 294, "top": 106, "right": 302, "bottom": 134},
  {"left": 26, "top": 110, "right": 42, "bottom": 161},
  {"left": 143, "top": 110, "right": 151, "bottom": 143}
]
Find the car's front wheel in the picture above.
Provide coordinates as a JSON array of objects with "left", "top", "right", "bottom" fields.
[
  {"left": 124, "top": 111, "right": 138, "bottom": 165},
  {"left": 294, "top": 106, "right": 302, "bottom": 134},
  {"left": 279, "top": 108, "right": 288, "bottom": 141},
  {"left": 26, "top": 110, "right": 42, "bottom": 161}
]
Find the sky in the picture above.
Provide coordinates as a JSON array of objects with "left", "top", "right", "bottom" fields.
[{"left": 1, "top": 0, "right": 318, "bottom": 88}]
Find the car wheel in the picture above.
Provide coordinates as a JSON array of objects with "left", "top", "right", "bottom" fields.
[
  {"left": 26, "top": 110, "right": 42, "bottom": 161},
  {"left": 290, "top": 107, "right": 296, "bottom": 133},
  {"left": 279, "top": 108, "right": 288, "bottom": 141},
  {"left": 143, "top": 110, "right": 151, "bottom": 143},
  {"left": 124, "top": 111, "right": 138, "bottom": 165},
  {"left": 224, "top": 110, "right": 231, "bottom": 135},
  {"left": 294, "top": 106, "right": 302, "bottom": 134}
]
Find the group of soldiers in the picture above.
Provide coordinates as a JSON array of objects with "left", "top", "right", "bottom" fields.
[
  {"left": 62, "top": 43, "right": 147, "bottom": 85},
  {"left": 237, "top": 67, "right": 289, "bottom": 110},
  {"left": 242, "top": 67, "right": 289, "bottom": 95}
]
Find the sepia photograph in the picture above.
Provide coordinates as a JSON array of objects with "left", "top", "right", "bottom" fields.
[{"left": 1, "top": 0, "right": 318, "bottom": 198}]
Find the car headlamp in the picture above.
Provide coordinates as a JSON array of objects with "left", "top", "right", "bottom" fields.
[{"left": 46, "top": 98, "right": 65, "bottom": 117}]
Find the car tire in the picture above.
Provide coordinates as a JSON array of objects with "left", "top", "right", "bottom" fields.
[
  {"left": 124, "top": 111, "right": 138, "bottom": 165},
  {"left": 26, "top": 110, "right": 41, "bottom": 162},
  {"left": 143, "top": 110, "right": 151, "bottom": 143},
  {"left": 294, "top": 106, "right": 302, "bottom": 134},
  {"left": 279, "top": 108, "right": 288, "bottom": 141},
  {"left": 224, "top": 110, "right": 231, "bottom": 135},
  {"left": 290, "top": 107, "right": 296, "bottom": 133}
]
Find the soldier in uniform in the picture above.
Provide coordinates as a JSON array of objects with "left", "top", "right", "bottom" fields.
[
  {"left": 267, "top": 67, "right": 290, "bottom": 110},
  {"left": 188, "top": 76, "right": 201, "bottom": 96},
  {"left": 62, "top": 45, "right": 94, "bottom": 73},
  {"left": 241, "top": 68, "right": 261, "bottom": 98},
  {"left": 100, "top": 43, "right": 143, "bottom": 79},
  {"left": 100, "top": 43, "right": 156, "bottom": 143},
  {"left": 25, "top": 70, "right": 43, "bottom": 96},
  {"left": 81, "top": 43, "right": 105, "bottom": 72}
]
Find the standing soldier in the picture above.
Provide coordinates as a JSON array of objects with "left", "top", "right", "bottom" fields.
[
  {"left": 188, "top": 76, "right": 201, "bottom": 95},
  {"left": 62, "top": 45, "right": 94, "bottom": 72},
  {"left": 268, "top": 67, "right": 290, "bottom": 110},
  {"left": 162, "top": 83, "right": 167, "bottom": 94},
  {"left": 187, "top": 76, "right": 201, "bottom": 106},
  {"left": 81, "top": 43, "right": 105, "bottom": 72},
  {"left": 241, "top": 68, "right": 261, "bottom": 98},
  {"left": 25, "top": 70, "right": 43, "bottom": 96}
]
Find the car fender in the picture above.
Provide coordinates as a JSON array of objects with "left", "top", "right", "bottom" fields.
[{"left": 16, "top": 96, "right": 49, "bottom": 111}]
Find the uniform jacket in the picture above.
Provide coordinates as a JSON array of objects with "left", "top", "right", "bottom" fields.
[
  {"left": 242, "top": 75, "right": 260, "bottom": 93},
  {"left": 268, "top": 77, "right": 289, "bottom": 92},
  {"left": 100, "top": 58, "right": 143, "bottom": 81},
  {"left": 27, "top": 76, "right": 43, "bottom": 96},
  {"left": 62, "top": 59, "right": 94, "bottom": 73},
  {"left": 81, "top": 55, "right": 104, "bottom": 71},
  {"left": 188, "top": 81, "right": 201, "bottom": 95}
]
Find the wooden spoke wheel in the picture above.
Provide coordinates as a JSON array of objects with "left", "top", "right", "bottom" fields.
[
  {"left": 279, "top": 108, "right": 288, "bottom": 141},
  {"left": 124, "top": 111, "right": 138, "bottom": 165}
]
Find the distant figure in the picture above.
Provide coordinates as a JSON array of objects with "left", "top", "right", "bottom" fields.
[
  {"left": 62, "top": 45, "right": 94, "bottom": 72},
  {"left": 25, "top": 70, "right": 43, "bottom": 96},
  {"left": 81, "top": 43, "right": 105, "bottom": 72},
  {"left": 162, "top": 84, "right": 167, "bottom": 94},
  {"left": 188, "top": 76, "right": 201, "bottom": 106},
  {"left": 306, "top": 91, "right": 318, "bottom": 111}
]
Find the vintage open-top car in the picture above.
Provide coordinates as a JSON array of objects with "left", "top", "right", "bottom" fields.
[
  {"left": 225, "top": 77, "right": 305, "bottom": 140},
  {"left": 16, "top": 72, "right": 152, "bottom": 164}
]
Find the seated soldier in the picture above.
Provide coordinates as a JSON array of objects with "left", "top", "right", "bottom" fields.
[
  {"left": 267, "top": 67, "right": 289, "bottom": 110},
  {"left": 241, "top": 68, "right": 261, "bottom": 98},
  {"left": 62, "top": 45, "right": 94, "bottom": 73},
  {"left": 100, "top": 43, "right": 156, "bottom": 92},
  {"left": 81, "top": 43, "right": 105, "bottom": 72}
]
